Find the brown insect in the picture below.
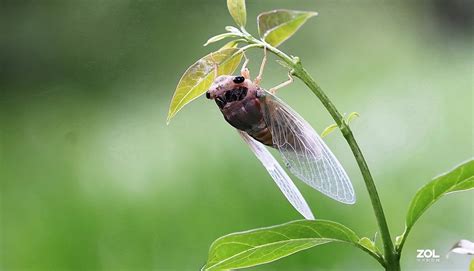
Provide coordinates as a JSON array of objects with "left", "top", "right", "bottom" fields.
[{"left": 205, "top": 50, "right": 355, "bottom": 219}]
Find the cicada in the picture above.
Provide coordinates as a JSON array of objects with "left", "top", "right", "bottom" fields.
[{"left": 205, "top": 52, "right": 355, "bottom": 219}]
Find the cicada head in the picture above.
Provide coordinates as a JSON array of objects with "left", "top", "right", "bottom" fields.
[{"left": 205, "top": 75, "right": 257, "bottom": 100}]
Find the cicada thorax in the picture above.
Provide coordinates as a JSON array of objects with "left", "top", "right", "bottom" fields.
[
  {"left": 221, "top": 93, "right": 274, "bottom": 146},
  {"left": 213, "top": 82, "right": 274, "bottom": 146}
]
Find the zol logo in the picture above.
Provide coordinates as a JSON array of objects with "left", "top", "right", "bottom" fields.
[{"left": 416, "top": 249, "right": 441, "bottom": 263}]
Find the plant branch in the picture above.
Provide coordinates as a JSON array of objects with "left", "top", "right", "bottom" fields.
[
  {"left": 396, "top": 227, "right": 409, "bottom": 256},
  {"left": 242, "top": 36, "right": 399, "bottom": 270},
  {"left": 357, "top": 244, "right": 387, "bottom": 267}
]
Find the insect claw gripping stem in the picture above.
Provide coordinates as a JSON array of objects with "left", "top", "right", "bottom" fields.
[
  {"left": 292, "top": 56, "right": 302, "bottom": 66},
  {"left": 241, "top": 52, "right": 250, "bottom": 79},
  {"left": 269, "top": 72, "right": 294, "bottom": 94},
  {"left": 254, "top": 46, "right": 267, "bottom": 86}
]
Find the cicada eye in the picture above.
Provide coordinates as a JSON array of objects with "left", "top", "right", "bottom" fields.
[
  {"left": 233, "top": 76, "right": 245, "bottom": 84},
  {"left": 205, "top": 91, "right": 211, "bottom": 99}
]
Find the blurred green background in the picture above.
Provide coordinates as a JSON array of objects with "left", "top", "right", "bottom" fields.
[{"left": 1, "top": 1, "right": 472, "bottom": 270}]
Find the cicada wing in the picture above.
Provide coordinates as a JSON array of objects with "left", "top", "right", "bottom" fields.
[
  {"left": 260, "top": 92, "right": 356, "bottom": 204},
  {"left": 238, "top": 130, "right": 315, "bottom": 220}
]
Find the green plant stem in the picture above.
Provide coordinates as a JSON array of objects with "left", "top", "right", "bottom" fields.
[
  {"left": 243, "top": 36, "right": 400, "bottom": 270},
  {"left": 295, "top": 67, "right": 399, "bottom": 271},
  {"left": 396, "top": 228, "right": 409, "bottom": 258}
]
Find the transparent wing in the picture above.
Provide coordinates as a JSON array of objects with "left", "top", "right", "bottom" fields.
[
  {"left": 238, "top": 130, "right": 315, "bottom": 220},
  {"left": 261, "top": 92, "right": 356, "bottom": 204}
]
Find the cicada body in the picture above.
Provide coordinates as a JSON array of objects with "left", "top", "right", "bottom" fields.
[
  {"left": 206, "top": 75, "right": 273, "bottom": 146},
  {"left": 205, "top": 69, "right": 355, "bottom": 220}
]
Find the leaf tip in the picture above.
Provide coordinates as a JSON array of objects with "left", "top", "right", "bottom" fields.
[
  {"left": 227, "top": 0, "right": 247, "bottom": 27},
  {"left": 166, "top": 112, "right": 173, "bottom": 125},
  {"left": 257, "top": 9, "right": 319, "bottom": 47},
  {"left": 321, "top": 123, "right": 338, "bottom": 138},
  {"left": 346, "top": 112, "right": 360, "bottom": 124}
]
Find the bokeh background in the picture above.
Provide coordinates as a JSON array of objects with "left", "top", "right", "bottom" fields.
[{"left": 1, "top": 0, "right": 472, "bottom": 270}]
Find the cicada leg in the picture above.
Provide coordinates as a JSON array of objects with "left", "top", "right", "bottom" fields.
[
  {"left": 269, "top": 72, "right": 294, "bottom": 94},
  {"left": 240, "top": 52, "right": 250, "bottom": 79},
  {"left": 254, "top": 46, "right": 267, "bottom": 86},
  {"left": 213, "top": 62, "right": 218, "bottom": 78},
  {"left": 210, "top": 52, "right": 219, "bottom": 78}
]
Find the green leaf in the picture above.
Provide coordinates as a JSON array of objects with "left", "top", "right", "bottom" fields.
[
  {"left": 220, "top": 40, "right": 243, "bottom": 50},
  {"left": 203, "top": 219, "right": 377, "bottom": 270},
  {"left": 225, "top": 26, "right": 242, "bottom": 35},
  {"left": 358, "top": 237, "right": 382, "bottom": 256},
  {"left": 396, "top": 159, "right": 474, "bottom": 251},
  {"left": 227, "top": 0, "right": 246, "bottom": 27},
  {"left": 321, "top": 123, "right": 338, "bottom": 138},
  {"left": 204, "top": 33, "right": 239, "bottom": 46},
  {"left": 346, "top": 112, "right": 360, "bottom": 124},
  {"left": 257, "top": 9, "right": 317, "bottom": 47},
  {"left": 406, "top": 159, "right": 474, "bottom": 229},
  {"left": 167, "top": 47, "right": 243, "bottom": 123}
]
